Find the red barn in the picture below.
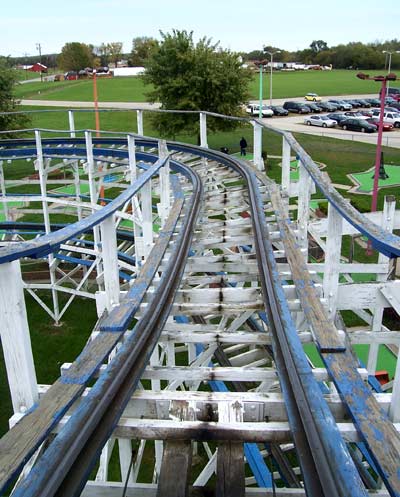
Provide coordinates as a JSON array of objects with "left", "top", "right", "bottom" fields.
[{"left": 28, "top": 63, "right": 47, "bottom": 73}]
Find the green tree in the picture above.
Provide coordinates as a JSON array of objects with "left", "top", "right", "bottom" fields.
[
  {"left": 143, "top": 30, "right": 252, "bottom": 137},
  {"left": 130, "top": 36, "right": 158, "bottom": 66},
  {"left": 107, "top": 42, "right": 123, "bottom": 67},
  {"left": 310, "top": 40, "right": 328, "bottom": 53},
  {"left": 58, "top": 42, "right": 94, "bottom": 72},
  {"left": 0, "top": 60, "right": 30, "bottom": 137}
]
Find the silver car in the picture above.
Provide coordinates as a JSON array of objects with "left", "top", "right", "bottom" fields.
[{"left": 304, "top": 115, "right": 337, "bottom": 128}]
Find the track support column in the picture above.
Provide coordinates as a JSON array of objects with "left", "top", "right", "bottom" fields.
[
  {"left": 35, "top": 130, "right": 60, "bottom": 323},
  {"left": 0, "top": 161, "right": 8, "bottom": 222},
  {"left": 368, "top": 195, "right": 396, "bottom": 374},
  {"left": 100, "top": 215, "right": 120, "bottom": 311},
  {"left": 141, "top": 177, "right": 153, "bottom": 259},
  {"left": 128, "top": 135, "right": 143, "bottom": 262},
  {"left": 281, "top": 136, "right": 291, "bottom": 196},
  {"left": 297, "top": 160, "right": 311, "bottom": 256},
  {"left": 68, "top": 110, "right": 76, "bottom": 138},
  {"left": 0, "top": 260, "right": 38, "bottom": 413},
  {"left": 137, "top": 110, "right": 144, "bottom": 136},
  {"left": 200, "top": 112, "right": 208, "bottom": 148},
  {"left": 158, "top": 140, "right": 170, "bottom": 227},
  {"left": 323, "top": 202, "right": 343, "bottom": 319},
  {"left": 252, "top": 121, "right": 264, "bottom": 171}
]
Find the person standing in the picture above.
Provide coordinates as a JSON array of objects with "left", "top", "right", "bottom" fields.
[{"left": 240, "top": 137, "right": 248, "bottom": 156}]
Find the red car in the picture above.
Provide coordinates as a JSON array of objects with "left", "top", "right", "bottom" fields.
[{"left": 366, "top": 118, "right": 394, "bottom": 131}]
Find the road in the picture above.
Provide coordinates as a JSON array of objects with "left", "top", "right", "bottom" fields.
[{"left": 19, "top": 95, "right": 400, "bottom": 149}]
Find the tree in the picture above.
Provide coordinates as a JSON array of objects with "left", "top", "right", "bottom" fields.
[
  {"left": 0, "top": 60, "right": 30, "bottom": 137},
  {"left": 107, "top": 42, "right": 123, "bottom": 67},
  {"left": 310, "top": 40, "right": 328, "bottom": 53},
  {"left": 129, "top": 37, "right": 158, "bottom": 66},
  {"left": 143, "top": 30, "right": 252, "bottom": 137},
  {"left": 58, "top": 42, "right": 94, "bottom": 72}
]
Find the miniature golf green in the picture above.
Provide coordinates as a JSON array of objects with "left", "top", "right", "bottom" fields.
[{"left": 350, "top": 164, "right": 400, "bottom": 193}]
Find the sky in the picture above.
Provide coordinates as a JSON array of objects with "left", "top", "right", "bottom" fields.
[{"left": 1, "top": 0, "right": 399, "bottom": 58}]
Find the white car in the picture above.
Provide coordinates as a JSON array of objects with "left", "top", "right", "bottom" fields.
[
  {"left": 371, "top": 111, "right": 400, "bottom": 128},
  {"left": 245, "top": 104, "right": 274, "bottom": 118},
  {"left": 304, "top": 115, "right": 337, "bottom": 128}
]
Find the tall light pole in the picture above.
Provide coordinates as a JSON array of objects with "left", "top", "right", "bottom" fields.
[
  {"left": 265, "top": 50, "right": 281, "bottom": 106},
  {"left": 256, "top": 59, "right": 268, "bottom": 118},
  {"left": 357, "top": 72, "right": 398, "bottom": 254},
  {"left": 36, "top": 43, "right": 42, "bottom": 82},
  {"left": 382, "top": 50, "right": 400, "bottom": 96}
]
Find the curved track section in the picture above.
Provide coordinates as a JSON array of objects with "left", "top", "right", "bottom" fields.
[{"left": 0, "top": 132, "right": 399, "bottom": 497}]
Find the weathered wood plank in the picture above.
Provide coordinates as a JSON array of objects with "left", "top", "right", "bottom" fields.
[
  {"left": 216, "top": 442, "right": 245, "bottom": 497},
  {"left": 156, "top": 441, "right": 192, "bottom": 497}
]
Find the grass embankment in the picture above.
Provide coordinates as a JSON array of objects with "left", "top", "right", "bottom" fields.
[{"left": 15, "top": 70, "right": 389, "bottom": 102}]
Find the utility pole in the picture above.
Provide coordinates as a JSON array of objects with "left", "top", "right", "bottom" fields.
[{"left": 36, "top": 43, "right": 42, "bottom": 82}]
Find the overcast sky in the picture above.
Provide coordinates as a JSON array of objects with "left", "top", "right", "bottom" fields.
[{"left": 1, "top": 0, "right": 399, "bottom": 58}]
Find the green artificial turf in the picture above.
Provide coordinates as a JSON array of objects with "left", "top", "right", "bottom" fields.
[{"left": 350, "top": 164, "right": 400, "bottom": 193}]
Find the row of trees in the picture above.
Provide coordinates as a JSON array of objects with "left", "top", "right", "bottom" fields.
[{"left": 244, "top": 39, "right": 400, "bottom": 70}]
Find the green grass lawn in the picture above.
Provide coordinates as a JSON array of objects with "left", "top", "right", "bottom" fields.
[{"left": 15, "top": 70, "right": 386, "bottom": 103}]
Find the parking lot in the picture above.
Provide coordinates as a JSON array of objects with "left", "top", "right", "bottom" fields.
[{"left": 250, "top": 94, "right": 400, "bottom": 149}]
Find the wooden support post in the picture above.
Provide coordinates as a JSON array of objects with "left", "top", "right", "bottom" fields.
[
  {"left": 137, "top": 110, "right": 144, "bottom": 136},
  {"left": 216, "top": 401, "right": 245, "bottom": 497},
  {"left": 296, "top": 161, "right": 311, "bottom": 257},
  {"left": 390, "top": 353, "right": 400, "bottom": 422},
  {"left": 118, "top": 439, "right": 134, "bottom": 486},
  {"left": 158, "top": 140, "right": 170, "bottom": 227},
  {"left": 85, "top": 131, "right": 103, "bottom": 285},
  {"left": 68, "top": 110, "right": 76, "bottom": 138},
  {"left": 156, "top": 440, "right": 192, "bottom": 497},
  {"left": 323, "top": 203, "right": 343, "bottom": 319},
  {"left": 128, "top": 135, "right": 143, "bottom": 262},
  {"left": 252, "top": 121, "right": 264, "bottom": 171},
  {"left": 200, "top": 112, "right": 208, "bottom": 148},
  {"left": 0, "top": 261, "right": 38, "bottom": 413},
  {"left": 35, "top": 130, "right": 60, "bottom": 323},
  {"left": 0, "top": 161, "right": 9, "bottom": 222},
  {"left": 368, "top": 196, "right": 396, "bottom": 374},
  {"left": 73, "top": 161, "right": 83, "bottom": 220},
  {"left": 141, "top": 178, "right": 153, "bottom": 259},
  {"left": 100, "top": 215, "right": 120, "bottom": 312},
  {"left": 281, "top": 136, "right": 291, "bottom": 197}
]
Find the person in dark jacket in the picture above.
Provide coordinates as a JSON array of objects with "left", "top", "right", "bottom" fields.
[{"left": 240, "top": 137, "right": 248, "bottom": 156}]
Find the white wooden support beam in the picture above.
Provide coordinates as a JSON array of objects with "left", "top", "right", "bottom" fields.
[
  {"left": 68, "top": 110, "right": 76, "bottom": 138},
  {"left": 390, "top": 352, "right": 400, "bottom": 422},
  {"left": 137, "top": 110, "right": 144, "bottom": 136},
  {"left": 118, "top": 439, "right": 135, "bottom": 486},
  {"left": 252, "top": 122, "right": 264, "bottom": 172},
  {"left": 73, "top": 161, "right": 83, "bottom": 220},
  {"left": 85, "top": 131, "right": 103, "bottom": 284},
  {"left": 0, "top": 261, "right": 38, "bottom": 413},
  {"left": 0, "top": 161, "right": 9, "bottom": 222},
  {"left": 128, "top": 135, "right": 143, "bottom": 261},
  {"left": 369, "top": 196, "right": 396, "bottom": 373},
  {"left": 100, "top": 215, "right": 120, "bottom": 311},
  {"left": 200, "top": 112, "right": 208, "bottom": 148},
  {"left": 296, "top": 161, "right": 311, "bottom": 256},
  {"left": 158, "top": 140, "right": 170, "bottom": 227},
  {"left": 141, "top": 178, "right": 153, "bottom": 259},
  {"left": 323, "top": 203, "right": 343, "bottom": 319},
  {"left": 35, "top": 130, "right": 60, "bottom": 323},
  {"left": 281, "top": 136, "right": 291, "bottom": 198}
]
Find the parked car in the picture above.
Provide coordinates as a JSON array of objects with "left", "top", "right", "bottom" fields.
[
  {"left": 268, "top": 105, "right": 289, "bottom": 116},
  {"left": 316, "top": 101, "right": 338, "bottom": 111},
  {"left": 305, "top": 93, "right": 322, "bottom": 102},
  {"left": 339, "top": 118, "right": 377, "bottom": 133},
  {"left": 365, "top": 98, "right": 381, "bottom": 106},
  {"left": 327, "top": 112, "right": 348, "bottom": 124},
  {"left": 366, "top": 118, "right": 394, "bottom": 131},
  {"left": 328, "top": 100, "right": 352, "bottom": 110},
  {"left": 283, "top": 101, "right": 311, "bottom": 113},
  {"left": 245, "top": 104, "right": 274, "bottom": 117},
  {"left": 380, "top": 87, "right": 400, "bottom": 101},
  {"left": 370, "top": 111, "right": 400, "bottom": 128},
  {"left": 304, "top": 115, "right": 337, "bottom": 127},
  {"left": 343, "top": 99, "right": 361, "bottom": 108},
  {"left": 305, "top": 102, "right": 322, "bottom": 112},
  {"left": 344, "top": 111, "right": 372, "bottom": 120},
  {"left": 355, "top": 99, "right": 371, "bottom": 108}
]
